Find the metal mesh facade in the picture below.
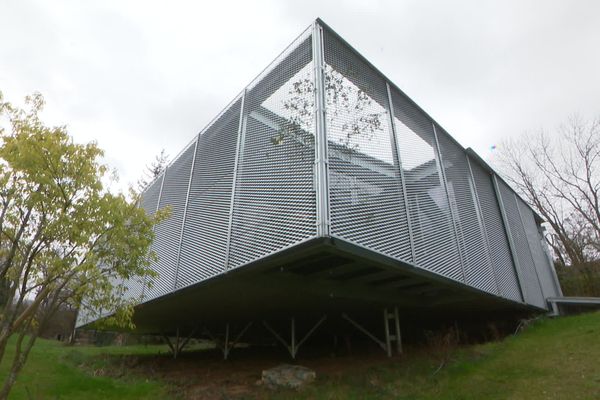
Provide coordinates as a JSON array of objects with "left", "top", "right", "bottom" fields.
[
  {"left": 177, "top": 97, "right": 241, "bottom": 287},
  {"left": 436, "top": 128, "right": 497, "bottom": 294},
  {"left": 469, "top": 159, "right": 522, "bottom": 302},
  {"left": 390, "top": 87, "right": 463, "bottom": 281},
  {"left": 229, "top": 28, "right": 317, "bottom": 269},
  {"left": 80, "top": 20, "right": 562, "bottom": 328},
  {"left": 324, "top": 30, "right": 412, "bottom": 264}
]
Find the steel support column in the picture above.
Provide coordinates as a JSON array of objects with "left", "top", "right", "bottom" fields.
[
  {"left": 492, "top": 174, "right": 527, "bottom": 302},
  {"left": 224, "top": 91, "right": 247, "bottom": 271},
  {"left": 465, "top": 155, "right": 501, "bottom": 295},
  {"left": 386, "top": 82, "right": 416, "bottom": 263},
  {"left": 263, "top": 316, "right": 327, "bottom": 359},
  {"left": 432, "top": 123, "right": 467, "bottom": 283},
  {"left": 312, "top": 21, "right": 330, "bottom": 237},
  {"left": 514, "top": 193, "right": 546, "bottom": 303},
  {"left": 174, "top": 137, "right": 199, "bottom": 289}
]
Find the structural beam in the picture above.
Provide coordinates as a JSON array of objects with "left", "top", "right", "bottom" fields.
[
  {"left": 224, "top": 91, "right": 248, "bottom": 271},
  {"left": 263, "top": 316, "right": 327, "bottom": 359},
  {"left": 492, "top": 174, "right": 527, "bottom": 303},
  {"left": 432, "top": 123, "right": 467, "bottom": 283},
  {"left": 312, "top": 21, "right": 330, "bottom": 237},
  {"left": 465, "top": 154, "right": 501, "bottom": 295},
  {"left": 386, "top": 82, "right": 417, "bottom": 264},
  {"left": 174, "top": 137, "right": 199, "bottom": 289}
]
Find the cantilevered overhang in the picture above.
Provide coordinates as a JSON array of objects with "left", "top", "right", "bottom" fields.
[{"left": 87, "top": 236, "right": 543, "bottom": 335}]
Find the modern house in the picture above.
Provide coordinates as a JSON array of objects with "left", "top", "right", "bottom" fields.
[{"left": 77, "top": 19, "right": 562, "bottom": 358}]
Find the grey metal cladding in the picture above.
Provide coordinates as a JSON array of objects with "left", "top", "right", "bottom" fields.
[
  {"left": 388, "top": 89, "right": 462, "bottom": 281},
  {"left": 140, "top": 177, "right": 163, "bottom": 215},
  {"left": 436, "top": 130, "right": 497, "bottom": 294},
  {"left": 323, "top": 29, "right": 412, "bottom": 263},
  {"left": 177, "top": 99, "right": 242, "bottom": 287},
  {"left": 497, "top": 180, "right": 545, "bottom": 308},
  {"left": 145, "top": 144, "right": 195, "bottom": 300},
  {"left": 228, "top": 31, "right": 317, "bottom": 269},
  {"left": 469, "top": 160, "right": 522, "bottom": 301},
  {"left": 122, "top": 177, "right": 164, "bottom": 303},
  {"left": 516, "top": 197, "right": 560, "bottom": 299}
]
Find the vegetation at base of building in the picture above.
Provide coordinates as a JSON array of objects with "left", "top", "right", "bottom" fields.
[
  {"left": 275, "top": 311, "right": 600, "bottom": 400},
  {"left": 556, "top": 261, "right": 600, "bottom": 297},
  {"left": 0, "top": 312, "right": 598, "bottom": 399}
]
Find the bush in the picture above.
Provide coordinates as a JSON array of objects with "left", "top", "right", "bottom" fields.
[{"left": 556, "top": 261, "right": 600, "bottom": 297}]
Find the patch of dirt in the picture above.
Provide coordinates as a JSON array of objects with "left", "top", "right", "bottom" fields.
[{"left": 102, "top": 345, "right": 398, "bottom": 400}]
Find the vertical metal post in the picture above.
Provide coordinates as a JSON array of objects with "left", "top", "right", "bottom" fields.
[
  {"left": 393, "top": 307, "right": 402, "bottom": 354},
  {"left": 514, "top": 193, "right": 546, "bottom": 303},
  {"left": 386, "top": 82, "right": 416, "bottom": 263},
  {"left": 432, "top": 123, "right": 467, "bottom": 283},
  {"left": 224, "top": 91, "right": 247, "bottom": 271},
  {"left": 383, "top": 308, "right": 392, "bottom": 358},
  {"left": 141, "top": 171, "right": 167, "bottom": 301},
  {"left": 174, "top": 137, "right": 199, "bottom": 290},
  {"left": 174, "top": 327, "right": 180, "bottom": 359},
  {"left": 312, "top": 21, "right": 330, "bottom": 237},
  {"left": 291, "top": 317, "right": 296, "bottom": 359},
  {"left": 223, "top": 323, "right": 230, "bottom": 360},
  {"left": 492, "top": 174, "right": 527, "bottom": 303},
  {"left": 465, "top": 155, "right": 501, "bottom": 296}
]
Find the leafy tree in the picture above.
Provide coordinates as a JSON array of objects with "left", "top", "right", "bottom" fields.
[{"left": 0, "top": 91, "right": 167, "bottom": 398}]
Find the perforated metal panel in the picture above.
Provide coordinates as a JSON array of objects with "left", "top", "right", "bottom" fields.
[
  {"left": 228, "top": 29, "right": 317, "bottom": 268},
  {"left": 140, "top": 176, "right": 163, "bottom": 214},
  {"left": 517, "top": 197, "right": 560, "bottom": 299},
  {"left": 389, "top": 90, "right": 463, "bottom": 281},
  {"left": 177, "top": 98, "right": 241, "bottom": 287},
  {"left": 497, "top": 180, "right": 545, "bottom": 308},
  {"left": 323, "top": 30, "right": 412, "bottom": 263},
  {"left": 124, "top": 177, "right": 164, "bottom": 302},
  {"left": 436, "top": 129, "right": 497, "bottom": 294},
  {"left": 145, "top": 144, "right": 195, "bottom": 300},
  {"left": 469, "top": 159, "right": 522, "bottom": 301}
]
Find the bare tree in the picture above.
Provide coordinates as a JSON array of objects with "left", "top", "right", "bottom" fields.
[
  {"left": 136, "top": 149, "right": 169, "bottom": 192},
  {"left": 495, "top": 115, "right": 600, "bottom": 267}
]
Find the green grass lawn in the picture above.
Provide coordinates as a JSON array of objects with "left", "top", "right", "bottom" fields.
[
  {"left": 0, "top": 339, "right": 171, "bottom": 400},
  {"left": 1, "top": 312, "right": 599, "bottom": 399}
]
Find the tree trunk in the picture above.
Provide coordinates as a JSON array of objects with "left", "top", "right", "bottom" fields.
[{"left": 0, "top": 330, "right": 37, "bottom": 400}]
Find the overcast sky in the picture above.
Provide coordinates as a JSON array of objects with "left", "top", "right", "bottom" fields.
[{"left": 1, "top": 0, "right": 599, "bottom": 189}]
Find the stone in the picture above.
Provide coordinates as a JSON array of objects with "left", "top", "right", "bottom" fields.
[{"left": 261, "top": 364, "right": 316, "bottom": 389}]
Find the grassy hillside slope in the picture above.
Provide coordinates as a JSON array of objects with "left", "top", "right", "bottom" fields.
[
  {"left": 282, "top": 312, "right": 600, "bottom": 399},
  {"left": 0, "top": 312, "right": 598, "bottom": 399}
]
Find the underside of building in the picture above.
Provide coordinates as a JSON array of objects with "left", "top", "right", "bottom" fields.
[{"left": 77, "top": 19, "right": 562, "bottom": 357}]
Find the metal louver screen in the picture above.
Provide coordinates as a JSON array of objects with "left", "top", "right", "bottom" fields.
[
  {"left": 436, "top": 129, "right": 497, "bottom": 294},
  {"left": 144, "top": 144, "right": 195, "bottom": 300},
  {"left": 516, "top": 197, "right": 560, "bottom": 299},
  {"left": 389, "top": 89, "right": 463, "bottom": 282},
  {"left": 122, "top": 177, "right": 164, "bottom": 302},
  {"left": 177, "top": 98, "right": 241, "bottom": 287},
  {"left": 469, "top": 159, "right": 522, "bottom": 302},
  {"left": 323, "top": 30, "right": 412, "bottom": 263},
  {"left": 228, "top": 29, "right": 317, "bottom": 269},
  {"left": 497, "top": 180, "right": 545, "bottom": 308}
]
